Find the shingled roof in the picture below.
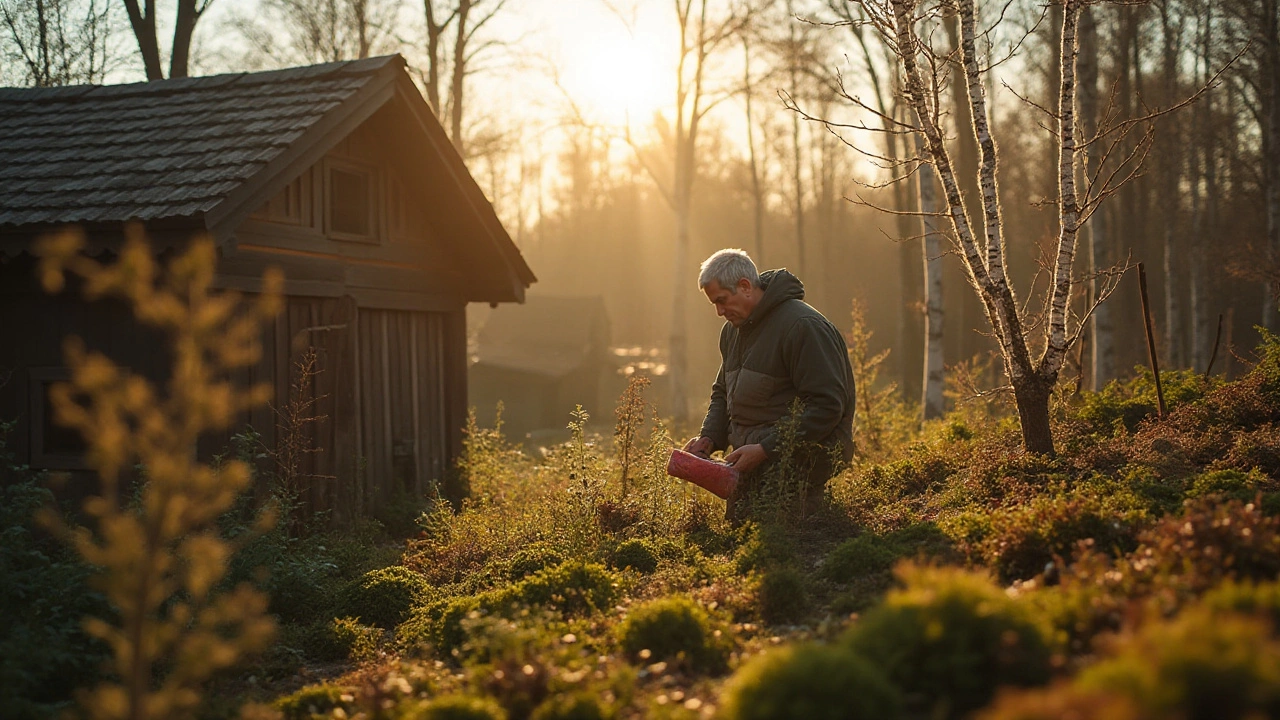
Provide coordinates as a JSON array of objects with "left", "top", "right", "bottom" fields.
[
  {"left": 0, "top": 55, "right": 535, "bottom": 301},
  {"left": 0, "top": 56, "right": 399, "bottom": 227}
]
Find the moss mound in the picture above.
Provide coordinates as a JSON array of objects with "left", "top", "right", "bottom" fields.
[
  {"left": 275, "top": 683, "right": 357, "bottom": 720},
  {"left": 414, "top": 695, "right": 508, "bottom": 720},
  {"left": 338, "top": 565, "right": 432, "bottom": 629},
  {"left": 1077, "top": 606, "right": 1280, "bottom": 720},
  {"left": 529, "top": 692, "right": 610, "bottom": 720},
  {"left": 844, "top": 565, "right": 1052, "bottom": 718},
  {"left": 616, "top": 596, "right": 730, "bottom": 673},
  {"left": 610, "top": 538, "right": 659, "bottom": 573},
  {"left": 719, "top": 643, "right": 901, "bottom": 720}
]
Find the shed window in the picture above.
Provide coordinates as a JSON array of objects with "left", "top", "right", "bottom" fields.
[
  {"left": 327, "top": 162, "right": 378, "bottom": 241},
  {"left": 29, "top": 368, "right": 89, "bottom": 469}
]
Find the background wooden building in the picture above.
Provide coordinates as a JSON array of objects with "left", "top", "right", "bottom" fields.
[
  {"left": 469, "top": 296, "right": 614, "bottom": 441},
  {"left": 0, "top": 55, "right": 535, "bottom": 519}
]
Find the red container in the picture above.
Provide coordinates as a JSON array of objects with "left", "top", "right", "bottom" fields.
[{"left": 667, "top": 448, "right": 739, "bottom": 500}]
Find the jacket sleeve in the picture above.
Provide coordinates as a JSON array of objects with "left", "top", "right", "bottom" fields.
[
  {"left": 759, "top": 317, "right": 850, "bottom": 457},
  {"left": 699, "top": 325, "right": 731, "bottom": 451}
]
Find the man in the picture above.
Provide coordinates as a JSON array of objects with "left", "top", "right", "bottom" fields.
[{"left": 683, "top": 249, "right": 855, "bottom": 519}]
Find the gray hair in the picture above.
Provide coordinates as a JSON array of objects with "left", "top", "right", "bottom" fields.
[{"left": 698, "top": 249, "right": 759, "bottom": 291}]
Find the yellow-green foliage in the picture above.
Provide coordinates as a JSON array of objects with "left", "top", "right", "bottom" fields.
[
  {"left": 1203, "top": 580, "right": 1280, "bottom": 628},
  {"left": 615, "top": 596, "right": 731, "bottom": 673},
  {"left": 1076, "top": 606, "right": 1280, "bottom": 720},
  {"left": 274, "top": 683, "right": 357, "bottom": 720},
  {"left": 325, "top": 617, "right": 382, "bottom": 662},
  {"left": 35, "top": 227, "right": 281, "bottom": 720},
  {"left": 844, "top": 564, "right": 1053, "bottom": 719},
  {"left": 414, "top": 695, "right": 509, "bottom": 720},
  {"left": 718, "top": 643, "right": 902, "bottom": 720},
  {"left": 976, "top": 686, "right": 1141, "bottom": 720},
  {"left": 400, "top": 561, "right": 618, "bottom": 655},
  {"left": 339, "top": 565, "right": 433, "bottom": 628},
  {"left": 610, "top": 538, "right": 659, "bottom": 573},
  {"left": 529, "top": 693, "right": 611, "bottom": 720},
  {"left": 755, "top": 566, "right": 809, "bottom": 625}
]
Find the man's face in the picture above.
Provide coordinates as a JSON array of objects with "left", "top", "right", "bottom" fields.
[{"left": 703, "top": 278, "right": 757, "bottom": 327}]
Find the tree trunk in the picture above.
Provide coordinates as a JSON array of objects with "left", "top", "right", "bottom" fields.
[
  {"left": 170, "top": 0, "right": 201, "bottom": 79},
  {"left": 944, "top": 13, "right": 986, "bottom": 363},
  {"left": 670, "top": 200, "right": 691, "bottom": 422},
  {"left": 743, "top": 38, "right": 764, "bottom": 266},
  {"left": 1193, "top": 7, "right": 1217, "bottom": 369},
  {"left": 424, "top": 1, "right": 447, "bottom": 114},
  {"left": 123, "top": 0, "right": 163, "bottom": 81},
  {"left": 1265, "top": 0, "right": 1280, "bottom": 331},
  {"left": 1079, "top": 6, "right": 1114, "bottom": 389},
  {"left": 450, "top": 0, "right": 470, "bottom": 156},
  {"left": 790, "top": 47, "right": 806, "bottom": 284},
  {"left": 1014, "top": 380, "right": 1055, "bottom": 456},
  {"left": 919, "top": 137, "right": 945, "bottom": 420}
]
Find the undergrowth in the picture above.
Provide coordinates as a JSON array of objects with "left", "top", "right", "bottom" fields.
[{"left": 14, "top": 241, "right": 1280, "bottom": 720}]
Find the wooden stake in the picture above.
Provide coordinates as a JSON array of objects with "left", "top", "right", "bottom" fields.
[
  {"left": 1138, "top": 263, "right": 1167, "bottom": 418},
  {"left": 1205, "top": 313, "right": 1224, "bottom": 378}
]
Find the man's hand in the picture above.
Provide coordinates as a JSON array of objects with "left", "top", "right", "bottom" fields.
[
  {"left": 724, "top": 444, "right": 768, "bottom": 474},
  {"left": 683, "top": 436, "right": 713, "bottom": 458}
]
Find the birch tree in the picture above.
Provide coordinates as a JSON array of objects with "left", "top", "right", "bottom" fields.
[
  {"left": 822, "top": 0, "right": 1140, "bottom": 455},
  {"left": 918, "top": 138, "right": 944, "bottom": 419}
]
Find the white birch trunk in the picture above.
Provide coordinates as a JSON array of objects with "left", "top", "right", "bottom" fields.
[
  {"left": 1043, "top": 0, "right": 1083, "bottom": 380},
  {"left": 919, "top": 137, "right": 945, "bottom": 420}
]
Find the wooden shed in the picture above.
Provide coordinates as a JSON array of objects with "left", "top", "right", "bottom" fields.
[{"left": 0, "top": 55, "right": 536, "bottom": 518}]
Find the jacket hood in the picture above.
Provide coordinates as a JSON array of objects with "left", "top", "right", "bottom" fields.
[{"left": 742, "top": 269, "right": 804, "bottom": 330}]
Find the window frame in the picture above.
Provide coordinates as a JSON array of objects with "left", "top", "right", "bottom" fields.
[
  {"left": 28, "top": 367, "right": 90, "bottom": 470},
  {"left": 323, "top": 157, "right": 382, "bottom": 244}
]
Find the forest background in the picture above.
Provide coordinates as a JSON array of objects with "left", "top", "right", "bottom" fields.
[{"left": 5, "top": 0, "right": 1276, "bottom": 423}]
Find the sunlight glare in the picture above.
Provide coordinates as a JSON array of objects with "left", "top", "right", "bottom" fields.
[{"left": 563, "top": 28, "right": 670, "bottom": 126}]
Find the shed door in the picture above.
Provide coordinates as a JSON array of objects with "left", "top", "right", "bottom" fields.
[{"left": 355, "top": 308, "right": 452, "bottom": 510}]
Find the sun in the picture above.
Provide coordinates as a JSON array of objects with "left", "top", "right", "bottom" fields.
[{"left": 562, "top": 27, "right": 671, "bottom": 126}]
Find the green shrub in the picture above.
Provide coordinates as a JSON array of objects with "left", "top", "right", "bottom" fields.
[
  {"left": 968, "top": 483, "right": 1148, "bottom": 582},
  {"left": 1077, "top": 606, "right": 1280, "bottom": 720},
  {"left": 0, "top": 476, "right": 109, "bottom": 720},
  {"left": 823, "top": 536, "right": 898, "bottom": 580},
  {"left": 260, "top": 552, "right": 340, "bottom": 625},
  {"left": 506, "top": 561, "right": 618, "bottom": 616},
  {"left": 414, "top": 695, "right": 509, "bottom": 720},
  {"left": 1078, "top": 369, "right": 1210, "bottom": 434},
  {"left": 718, "top": 643, "right": 902, "bottom": 720},
  {"left": 611, "top": 538, "right": 659, "bottom": 573},
  {"left": 506, "top": 545, "right": 564, "bottom": 580},
  {"left": 324, "top": 617, "right": 382, "bottom": 662},
  {"left": 733, "top": 524, "right": 797, "bottom": 574},
  {"left": 275, "top": 683, "right": 356, "bottom": 720},
  {"left": 757, "top": 566, "right": 810, "bottom": 625},
  {"left": 1185, "top": 468, "right": 1267, "bottom": 501},
  {"left": 616, "top": 596, "right": 730, "bottom": 673},
  {"left": 844, "top": 565, "right": 1052, "bottom": 719},
  {"left": 339, "top": 565, "right": 432, "bottom": 628},
  {"left": 1202, "top": 580, "right": 1280, "bottom": 632},
  {"left": 399, "top": 562, "right": 616, "bottom": 656},
  {"left": 529, "top": 693, "right": 611, "bottom": 720},
  {"left": 975, "top": 685, "right": 1141, "bottom": 720}
]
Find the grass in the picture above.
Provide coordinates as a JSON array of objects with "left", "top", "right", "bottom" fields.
[{"left": 12, "top": 284, "right": 1280, "bottom": 718}]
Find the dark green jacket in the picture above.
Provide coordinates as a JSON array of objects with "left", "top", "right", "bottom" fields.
[{"left": 699, "top": 269, "right": 856, "bottom": 463}]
